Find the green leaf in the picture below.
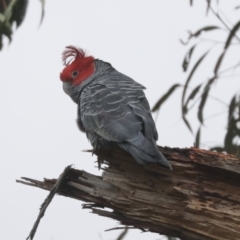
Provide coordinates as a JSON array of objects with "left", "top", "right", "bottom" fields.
[
  {"left": 0, "top": 36, "right": 3, "bottom": 50},
  {"left": 0, "top": 0, "right": 22, "bottom": 50},
  {"left": 152, "top": 84, "right": 181, "bottom": 112},
  {"left": 116, "top": 228, "right": 128, "bottom": 240},
  {"left": 0, "top": 0, "right": 10, "bottom": 13},
  {"left": 181, "top": 26, "right": 220, "bottom": 45},
  {"left": 224, "top": 125, "right": 237, "bottom": 154},
  {"left": 1, "top": 20, "right": 13, "bottom": 39},
  {"left": 183, "top": 115, "right": 193, "bottom": 133},
  {"left": 222, "top": 95, "right": 240, "bottom": 155},
  {"left": 206, "top": 0, "right": 211, "bottom": 16},
  {"left": 197, "top": 77, "right": 215, "bottom": 124},
  {"left": 179, "top": 38, "right": 188, "bottom": 45},
  {"left": 214, "top": 51, "right": 225, "bottom": 76},
  {"left": 39, "top": 0, "right": 45, "bottom": 26},
  {"left": 184, "top": 84, "right": 202, "bottom": 113},
  {"left": 224, "top": 20, "right": 240, "bottom": 50},
  {"left": 228, "top": 95, "right": 236, "bottom": 123},
  {"left": 0, "top": 13, "right": 5, "bottom": 22},
  {"left": 182, "top": 44, "right": 196, "bottom": 72},
  {"left": 4, "top": 0, "right": 16, "bottom": 22},
  {"left": 195, "top": 126, "right": 201, "bottom": 148},
  {"left": 10, "top": 0, "right": 28, "bottom": 27},
  {"left": 213, "top": 20, "right": 240, "bottom": 77},
  {"left": 189, "top": 26, "right": 220, "bottom": 39},
  {"left": 182, "top": 50, "right": 209, "bottom": 114}
]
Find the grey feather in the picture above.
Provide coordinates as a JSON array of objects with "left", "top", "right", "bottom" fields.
[{"left": 63, "top": 59, "right": 171, "bottom": 169}]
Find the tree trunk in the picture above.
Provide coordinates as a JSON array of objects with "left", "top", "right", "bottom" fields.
[{"left": 18, "top": 147, "right": 240, "bottom": 240}]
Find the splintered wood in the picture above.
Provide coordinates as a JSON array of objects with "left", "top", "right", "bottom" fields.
[{"left": 18, "top": 147, "right": 240, "bottom": 240}]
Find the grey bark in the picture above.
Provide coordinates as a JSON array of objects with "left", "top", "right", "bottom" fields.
[{"left": 17, "top": 147, "right": 240, "bottom": 240}]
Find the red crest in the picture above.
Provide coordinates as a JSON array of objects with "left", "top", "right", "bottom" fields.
[{"left": 62, "top": 46, "right": 86, "bottom": 66}]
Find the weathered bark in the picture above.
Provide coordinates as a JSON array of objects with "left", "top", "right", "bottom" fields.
[{"left": 18, "top": 147, "right": 240, "bottom": 240}]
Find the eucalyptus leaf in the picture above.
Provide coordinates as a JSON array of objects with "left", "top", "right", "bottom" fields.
[
  {"left": 228, "top": 95, "right": 236, "bottom": 123},
  {"left": 213, "top": 20, "right": 240, "bottom": 76},
  {"left": 39, "top": 0, "right": 45, "bottom": 26},
  {"left": 197, "top": 77, "right": 215, "bottom": 124},
  {"left": 182, "top": 50, "right": 209, "bottom": 116},
  {"left": 184, "top": 84, "right": 202, "bottom": 113},
  {"left": 225, "top": 20, "right": 240, "bottom": 50},
  {"left": 4, "top": 0, "right": 15, "bottom": 22},
  {"left": 183, "top": 115, "right": 193, "bottom": 133},
  {"left": 10, "top": 0, "right": 28, "bottom": 27},
  {"left": 182, "top": 44, "right": 196, "bottom": 72},
  {"left": 214, "top": 51, "right": 225, "bottom": 76},
  {"left": 0, "top": 13, "right": 5, "bottom": 22},
  {"left": 189, "top": 26, "right": 220, "bottom": 39},
  {"left": 206, "top": 0, "right": 211, "bottom": 16},
  {"left": 195, "top": 126, "right": 201, "bottom": 148},
  {"left": 116, "top": 228, "right": 128, "bottom": 240},
  {"left": 2, "top": 21, "right": 12, "bottom": 39},
  {"left": 152, "top": 84, "right": 181, "bottom": 112}
]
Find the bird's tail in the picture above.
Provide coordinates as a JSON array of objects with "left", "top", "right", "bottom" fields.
[{"left": 120, "top": 133, "right": 172, "bottom": 169}]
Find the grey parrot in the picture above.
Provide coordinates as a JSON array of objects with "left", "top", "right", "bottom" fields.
[{"left": 60, "top": 46, "right": 171, "bottom": 169}]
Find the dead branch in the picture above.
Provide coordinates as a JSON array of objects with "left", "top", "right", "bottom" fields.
[{"left": 17, "top": 147, "right": 240, "bottom": 240}]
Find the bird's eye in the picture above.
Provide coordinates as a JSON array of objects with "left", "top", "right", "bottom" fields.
[{"left": 71, "top": 71, "right": 79, "bottom": 78}]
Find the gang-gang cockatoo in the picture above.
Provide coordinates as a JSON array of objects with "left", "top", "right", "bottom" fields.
[{"left": 60, "top": 46, "right": 171, "bottom": 169}]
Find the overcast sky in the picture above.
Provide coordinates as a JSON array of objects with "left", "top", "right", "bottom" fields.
[{"left": 0, "top": 1, "right": 239, "bottom": 240}]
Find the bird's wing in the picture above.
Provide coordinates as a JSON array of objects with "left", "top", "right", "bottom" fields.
[{"left": 80, "top": 71, "right": 158, "bottom": 150}]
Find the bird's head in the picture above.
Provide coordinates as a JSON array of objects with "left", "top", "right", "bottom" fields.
[{"left": 60, "top": 46, "right": 95, "bottom": 86}]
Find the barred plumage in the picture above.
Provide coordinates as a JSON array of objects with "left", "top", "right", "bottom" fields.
[{"left": 61, "top": 52, "right": 171, "bottom": 169}]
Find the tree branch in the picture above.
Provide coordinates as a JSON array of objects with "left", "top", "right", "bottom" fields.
[
  {"left": 17, "top": 147, "right": 240, "bottom": 240},
  {"left": 209, "top": 4, "right": 240, "bottom": 42}
]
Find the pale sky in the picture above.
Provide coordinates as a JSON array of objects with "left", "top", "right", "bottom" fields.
[{"left": 0, "top": 1, "right": 239, "bottom": 240}]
